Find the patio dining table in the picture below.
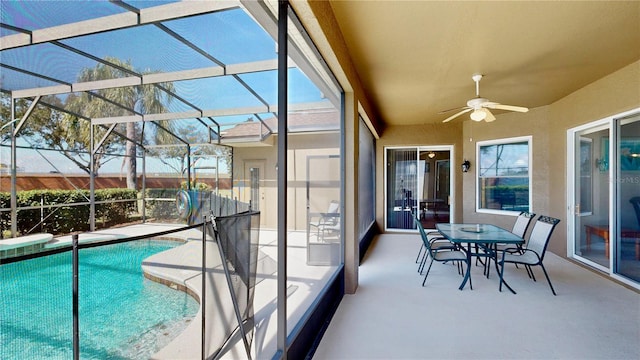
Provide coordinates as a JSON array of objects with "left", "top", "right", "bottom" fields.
[{"left": 435, "top": 223, "right": 524, "bottom": 291}]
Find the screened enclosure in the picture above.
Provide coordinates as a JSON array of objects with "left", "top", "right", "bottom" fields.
[{"left": 1, "top": 1, "right": 343, "bottom": 359}]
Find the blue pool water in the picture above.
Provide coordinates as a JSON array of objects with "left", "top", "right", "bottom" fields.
[{"left": 1, "top": 240, "right": 199, "bottom": 359}]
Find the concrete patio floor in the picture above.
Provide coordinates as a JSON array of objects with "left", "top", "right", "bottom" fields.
[{"left": 313, "top": 233, "right": 640, "bottom": 360}]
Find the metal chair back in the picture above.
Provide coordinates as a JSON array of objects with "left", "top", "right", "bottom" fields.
[
  {"left": 512, "top": 212, "right": 536, "bottom": 238},
  {"left": 526, "top": 215, "right": 560, "bottom": 261}
]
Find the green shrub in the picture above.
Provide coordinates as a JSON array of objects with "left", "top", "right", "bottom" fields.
[
  {"left": 145, "top": 188, "right": 180, "bottom": 219},
  {"left": 95, "top": 188, "right": 138, "bottom": 225},
  {"left": 1, "top": 188, "right": 138, "bottom": 236},
  {"left": 180, "top": 181, "right": 211, "bottom": 191}
]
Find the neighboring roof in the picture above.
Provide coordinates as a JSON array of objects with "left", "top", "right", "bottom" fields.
[{"left": 219, "top": 109, "right": 340, "bottom": 141}]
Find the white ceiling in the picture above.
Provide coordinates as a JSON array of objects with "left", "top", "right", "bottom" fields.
[{"left": 328, "top": 1, "right": 640, "bottom": 126}]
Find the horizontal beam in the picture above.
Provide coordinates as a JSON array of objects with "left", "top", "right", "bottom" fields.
[
  {"left": 12, "top": 59, "right": 290, "bottom": 99},
  {"left": 32, "top": 13, "right": 139, "bottom": 45},
  {"left": 92, "top": 115, "right": 142, "bottom": 125},
  {"left": 143, "top": 111, "right": 203, "bottom": 122},
  {"left": 143, "top": 67, "right": 225, "bottom": 84},
  {"left": 72, "top": 77, "right": 141, "bottom": 92},
  {"left": 12, "top": 85, "right": 71, "bottom": 98},
  {"left": 201, "top": 105, "right": 273, "bottom": 118},
  {"left": 1, "top": 1, "right": 240, "bottom": 50},
  {"left": 90, "top": 101, "right": 334, "bottom": 125},
  {"left": 0, "top": 32, "right": 31, "bottom": 50},
  {"left": 140, "top": 1, "right": 240, "bottom": 24}
]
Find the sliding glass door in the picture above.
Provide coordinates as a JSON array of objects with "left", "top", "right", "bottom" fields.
[
  {"left": 569, "top": 110, "right": 640, "bottom": 287},
  {"left": 386, "top": 148, "right": 418, "bottom": 230},
  {"left": 571, "top": 125, "right": 610, "bottom": 268},
  {"left": 385, "top": 147, "right": 453, "bottom": 231},
  {"left": 615, "top": 115, "right": 640, "bottom": 282}
]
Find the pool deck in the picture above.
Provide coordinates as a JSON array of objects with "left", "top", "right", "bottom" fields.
[
  {"left": 47, "top": 223, "right": 202, "bottom": 248},
  {"left": 0, "top": 233, "right": 53, "bottom": 259}
]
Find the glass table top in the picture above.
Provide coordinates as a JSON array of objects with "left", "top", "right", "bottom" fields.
[{"left": 436, "top": 223, "right": 524, "bottom": 243}]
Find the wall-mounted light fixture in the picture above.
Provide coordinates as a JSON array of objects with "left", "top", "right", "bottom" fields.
[{"left": 461, "top": 160, "right": 471, "bottom": 173}]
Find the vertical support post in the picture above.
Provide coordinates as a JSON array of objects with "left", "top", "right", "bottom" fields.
[
  {"left": 10, "top": 96, "right": 17, "bottom": 236},
  {"left": 201, "top": 218, "right": 207, "bottom": 360},
  {"left": 187, "top": 144, "right": 192, "bottom": 191},
  {"left": 89, "top": 124, "right": 95, "bottom": 231},
  {"left": 40, "top": 194, "right": 44, "bottom": 232},
  {"left": 142, "top": 149, "right": 147, "bottom": 222},
  {"left": 277, "top": 1, "right": 289, "bottom": 358},
  {"left": 215, "top": 155, "right": 220, "bottom": 197},
  {"left": 72, "top": 234, "right": 80, "bottom": 360},
  {"left": 9, "top": 95, "right": 40, "bottom": 236}
]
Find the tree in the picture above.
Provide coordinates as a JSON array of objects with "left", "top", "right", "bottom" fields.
[
  {"left": 1, "top": 93, "right": 55, "bottom": 143},
  {"left": 61, "top": 57, "right": 174, "bottom": 188},
  {"left": 147, "top": 124, "right": 232, "bottom": 180},
  {"left": 0, "top": 93, "right": 97, "bottom": 172}
]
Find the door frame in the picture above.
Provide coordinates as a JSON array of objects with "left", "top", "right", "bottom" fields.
[
  {"left": 566, "top": 107, "right": 640, "bottom": 290},
  {"left": 567, "top": 120, "right": 610, "bottom": 273}
]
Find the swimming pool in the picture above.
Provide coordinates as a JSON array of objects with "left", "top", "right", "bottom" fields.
[{"left": 1, "top": 239, "right": 199, "bottom": 360}]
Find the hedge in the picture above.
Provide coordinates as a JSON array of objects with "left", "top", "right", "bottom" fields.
[
  {"left": 0, "top": 188, "right": 137, "bottom": 236},
  {"left": 482, "top": 185, "right": 529, "bottom": 210}
]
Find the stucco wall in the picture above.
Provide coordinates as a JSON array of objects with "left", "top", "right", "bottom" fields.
[
  {"left": 545, "top": 60, "right": 640, "bottom": 254},
  {"left": 375, "top": 122, "right": 462, "bottom": 228},
  {"left": 232, "top": 132, "right": 340, "bottom": 230},
  {"left": 376, "top": 60, "right": 639, "bottom": 258},
  {"left": 460, "top": 106, "right": 554, "bottom": 244}
]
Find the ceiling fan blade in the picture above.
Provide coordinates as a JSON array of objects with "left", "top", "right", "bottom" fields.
[
  {"left": 442, "top": 108, "right": 472, "bottom": 123},
  {"left": 485, "top": 103, "right": 529, "bottom": 113},
  {"left": 483, "top": 108, "right": 496, "bottom": 122},
  {"left": 438, "top": 105, "right": 468, "bottom": 114}
]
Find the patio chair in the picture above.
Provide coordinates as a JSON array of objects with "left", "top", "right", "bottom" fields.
[
  {"left": 483, "top": 212, "right": 537, "bottom": 277},
  {"left": 414, "top": 216, "right": 470, "bottom": 289},
  {"left": 309, "top": 200, "right": 340, "bottom": 241},
  {"left": 415, "top": 227, "right": 451, "bottom": 266},
  {"left": 498, "top": 215, "right": 561, "bottom": 295},
  {"left": 416, "top": 229, "right": 459, "bottom": 274}
]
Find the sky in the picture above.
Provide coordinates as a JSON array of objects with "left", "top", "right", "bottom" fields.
[{"left": 1, "top": 1, "right": 332, "bottom": 175}]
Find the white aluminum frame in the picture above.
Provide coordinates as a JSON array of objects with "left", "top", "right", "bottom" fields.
[
  {"left": 566, "top": 107, "right": 640, "bottom": 290},
  {"left": 383, "top": 145, "right": 455, "bottom": 232},
  {"left": 475, "top": 135, "right": 533, "bottom": 216}
]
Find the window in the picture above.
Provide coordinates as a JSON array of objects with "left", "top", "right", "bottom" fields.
[{"left": 477, "top": 136, "right": 532, "bottom": 214}]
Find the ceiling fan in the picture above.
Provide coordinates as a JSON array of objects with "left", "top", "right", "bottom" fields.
[{"left": 441, "top": 74, "right": 529, "bottom": 123}]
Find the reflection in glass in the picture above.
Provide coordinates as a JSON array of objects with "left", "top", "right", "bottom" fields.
[
  {"left": 478, "top": 139, "right": 530, "bottom": 212},
  {"left": 574, "top": 128, "right": 609, "bottom": 268},
  {"left": 386, "top": 149, "right": 418, "bottom": 230},
  {"left": 615, "top": 116, "right": 640, "bottom": 282}
]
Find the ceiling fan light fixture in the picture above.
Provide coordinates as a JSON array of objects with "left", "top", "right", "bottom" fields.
[
  {"left": 440, "top": 74, "right": 529, "bottom": 123},
  {"left": 470, "top": 109, "right": 486, "bottom": 121},
  {"left": 428, "top": 151, "right": 436, "bottom": 159}
]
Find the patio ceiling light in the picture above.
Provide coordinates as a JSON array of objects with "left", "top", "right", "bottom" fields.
[{"left": 470, "top": 109, "right": 487, "bottom": 121}]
